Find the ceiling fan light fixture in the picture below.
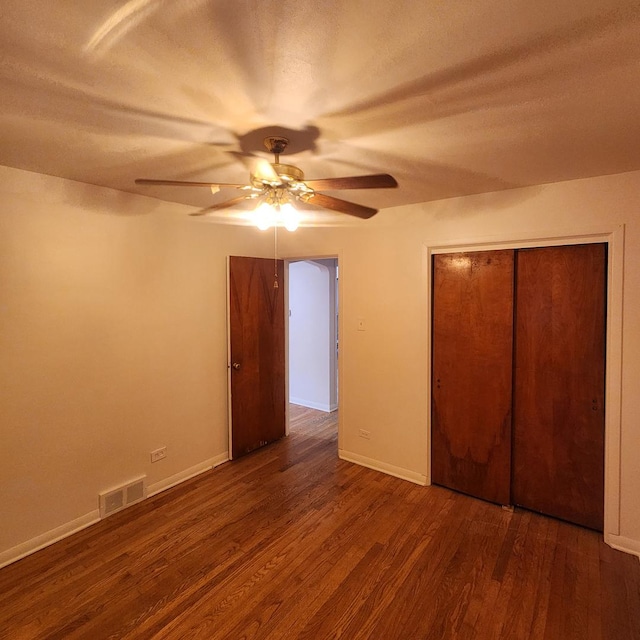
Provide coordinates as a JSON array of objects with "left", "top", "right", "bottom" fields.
[
  {"left": 252, "top": 199, "right": 301, "bottom": 232},
  {"left": 253, "top": 201, "right": 277, "bottom": 231},
  {"left": 280, "top": 202, "right": 301, "bottom": 232}
]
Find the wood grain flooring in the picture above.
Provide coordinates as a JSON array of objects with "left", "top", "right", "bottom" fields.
[{"left": 1, "top": 405, "right": 639, "bottom": 639}]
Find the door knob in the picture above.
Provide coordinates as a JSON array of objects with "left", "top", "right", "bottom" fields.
[{"left": 232, "top": 362, "right": 241, "bottom": 370}]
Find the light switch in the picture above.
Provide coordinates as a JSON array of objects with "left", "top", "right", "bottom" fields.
[{"left": 357, "top": 318, "right": 365, "bottom": 331}]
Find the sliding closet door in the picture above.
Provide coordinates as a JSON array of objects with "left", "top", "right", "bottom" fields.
[
  {"left": 512, "top": 244, "right": 606, "bottom": 530},
  {"left": 431, "top": 250, "right": 514, "bottom": 505}
]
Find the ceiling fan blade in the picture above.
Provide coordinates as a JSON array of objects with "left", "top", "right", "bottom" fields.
[
  {"left": 189, "top": 195, "right": 252, "bottom": 216},
  {"left": 307, "top": 193, "right": 378, "bottom": 219},
  {"left": 135, "top": 178, "right": 246, "bottom": 188},
  {"left": 304, "top": 174, "right": 398, "bottom": 191}
]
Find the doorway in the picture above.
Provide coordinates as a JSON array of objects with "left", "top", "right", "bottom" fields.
[{"left": 287, "top": 258, "right": 339, "bottom": 429}]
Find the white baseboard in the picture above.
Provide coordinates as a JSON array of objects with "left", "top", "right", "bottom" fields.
[
  {"left": 0, "top": 510, "right": 100, "bottom": 570},
  {"left": 339, "top": 449, "right": 427, "bottom": 486},
  {"left": 0, "top": 453, "right": 230, "bottom": 570},
  {"left": 148, "top": 453, "right": 229, "bottom": 497},
  {"left": 289, "top": 397, "right": 337, "bottom": 413},
  {"left": 605, "top": 533, "right": 640, "bottom": 559}
]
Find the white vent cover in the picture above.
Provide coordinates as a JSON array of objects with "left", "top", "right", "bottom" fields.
[
  {"left": 126, "top": 481, "right": 144, "bottom": 504},
  {"left": 99, "top": 477, "right": 147, "bottom": 518}
]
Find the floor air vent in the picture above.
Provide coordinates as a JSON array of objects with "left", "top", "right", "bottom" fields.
[{"left": 99, "top": 477, "right": 147, "bottom": 518}]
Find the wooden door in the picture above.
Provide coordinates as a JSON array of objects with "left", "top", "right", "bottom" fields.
[
  {"left": 228, "top": 256, "right": 285, "bottom": 459},
  {"left": 512, "top": 244, "right": 606, "bottom": 530},
  {"left": 431, "top": 250, "right": 514, "bottom": 505}
]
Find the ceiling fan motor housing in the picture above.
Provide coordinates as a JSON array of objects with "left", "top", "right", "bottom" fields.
[
  {"left": 263, "top": 136, "right": 289, "bottom": 156},
  {"left": 272, "top": 163, "right": 304, "bottom": 182}
]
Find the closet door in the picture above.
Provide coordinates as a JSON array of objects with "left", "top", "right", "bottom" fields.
[
  {"left": 512, "top": 244, "right": 606, "bottom": 530},
  {"left": 431, "top": 250, "right": 514, "bottom": 505}
]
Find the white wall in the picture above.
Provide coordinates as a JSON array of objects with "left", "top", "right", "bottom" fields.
[
  {"left": 0, "top": 166, "right": 272, "bottom": 565},
  {"left": 277, "top": 169, "right": 640, "bottom": 557},
  {"left": 288, "top": 259, "right": 337, "bottom": 412}
]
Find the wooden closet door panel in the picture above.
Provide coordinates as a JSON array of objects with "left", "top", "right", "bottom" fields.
[
  {"left": 512, "top": 244, "right": 606, "bottom": 530},
  {"left": 431, "top": 250, "right": 514, "bottom": 505}
]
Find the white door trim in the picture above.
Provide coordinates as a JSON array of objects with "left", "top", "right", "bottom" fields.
[{"left": 226, "top": 256, "right": 233, "bottom": 458}]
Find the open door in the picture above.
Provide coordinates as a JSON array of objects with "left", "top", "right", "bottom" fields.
[{"left": 228, "top": 256, "right": 286, "bottom": 458}]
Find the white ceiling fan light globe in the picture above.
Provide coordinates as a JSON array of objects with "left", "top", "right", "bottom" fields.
[
  {"left": 280, "top": 202, "right": 301, "bottom": 232},
  {"left": 253, "top": 202, "right": 276, "bottom": 230}
]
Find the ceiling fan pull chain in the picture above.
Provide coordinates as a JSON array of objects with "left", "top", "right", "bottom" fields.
[{"left": 273, "top": 225, "right": 279, "bottom": 289}]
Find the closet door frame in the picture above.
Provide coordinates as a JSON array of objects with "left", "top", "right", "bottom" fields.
[{"left": 425, "top": 224, "right": 624, "bottom": 546}]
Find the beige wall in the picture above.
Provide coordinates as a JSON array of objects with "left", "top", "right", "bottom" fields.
[
  {"left": 0, "top": 166, "right": 272, "bottom": 561},
  {"left": 1, "top": 164, "right": 639, "bottom": 564}
]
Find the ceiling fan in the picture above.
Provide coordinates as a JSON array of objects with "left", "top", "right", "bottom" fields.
[{"left": 135, "top": 136, "right": 398, "bottom": 230}]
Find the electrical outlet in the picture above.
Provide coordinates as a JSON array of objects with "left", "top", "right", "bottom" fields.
[
  {"left": 359, "top": 429, "right": 371, "bottom": 440},
  {"left": 150, "top": 446, "right": 166, "bottom": 463}
]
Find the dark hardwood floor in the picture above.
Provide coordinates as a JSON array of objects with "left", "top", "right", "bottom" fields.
[{"left": 1, "top": 405, "right": 639, "bottom": 639}]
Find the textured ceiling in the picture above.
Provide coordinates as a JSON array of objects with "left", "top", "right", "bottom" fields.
[{"left": 2, "top": 0, "right": 640, "bottom": 218}]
